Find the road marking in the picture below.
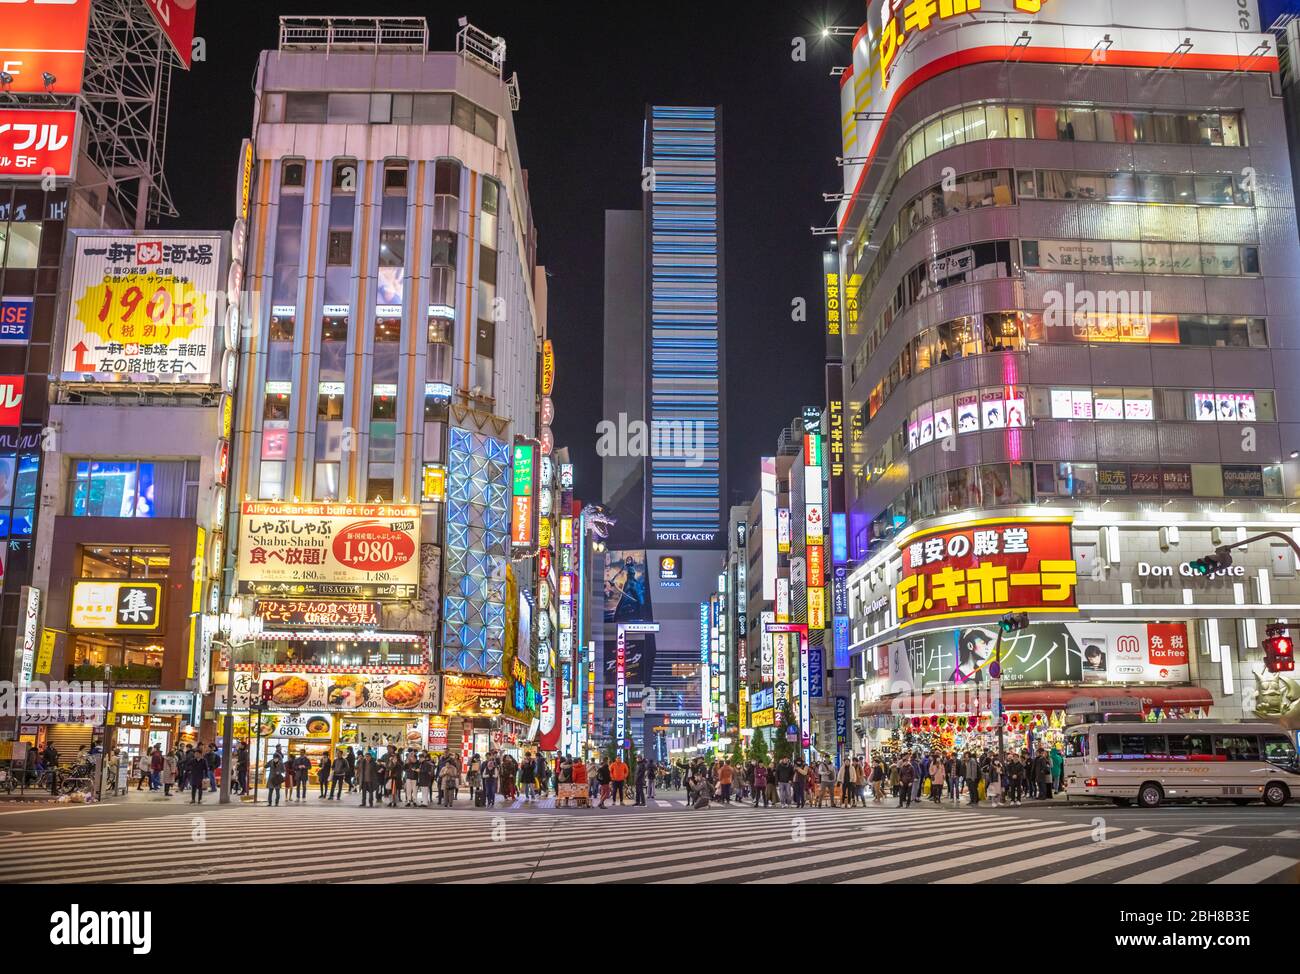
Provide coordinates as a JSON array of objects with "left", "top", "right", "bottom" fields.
[
  {"left": 935, "top": 830, "right": 1149, "bottom": 884},
  {"left": 1024, "top": 838, "right": 1196, "bottom": 884},
  {"left": 655, "top": 800, "right": 674, "bottom": 808},
  {"left": 1177, "top": 825, "right": 1233, "bottom": 834},
  {"left": 1210, "top": 855, "right": 1299, "bottom": 884},
  {"left": 1272, "top": 829, "right": 1300, "bottom": 839},
  {"left": 1116, "top": 845, "right": 1244, "bottom": 884}
]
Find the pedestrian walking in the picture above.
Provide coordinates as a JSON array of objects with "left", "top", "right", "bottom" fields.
[
  {"left": 330, "top": 751, "right": 348, "bottom": 800},
  {"left": 266, "top": 754, "right": 284, "bottom": 806},
  {"left": 929, "top": 751, "right": 945, "bottom": 804},
  {"left": 357, "top": 752, "right": 378, "bottom": 807},
  {"left": 896, "top": 756, "right": 915, "bottom": 808}
]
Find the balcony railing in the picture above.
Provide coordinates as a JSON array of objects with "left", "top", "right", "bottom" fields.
[{"left": 278, "top": 17, "right": 428, "bottom": 54}]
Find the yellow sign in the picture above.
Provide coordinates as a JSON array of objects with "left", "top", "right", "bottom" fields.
[
  {"left": 70, "top": 581, "right": 163, "bottom": 631},
  {"left": 541, "top": 339, "right": 555, "bottom": 396},
  {"left": 237, "top": 139, "right": 254, "bottom": 222},
  {"left": 188, "top": 526, "right": 206, "bottom": 680},
  {"left": 35, "top": 630, "right": 55, "bottom": 675},
  {"left": 808, "top": 587, "right": 826, "bottom": 630},
  {"left": 560, "top": 516, "right": 573, "bottom": 545},
  {"left": 220, "top": 393, "right": 234, "bottom": 440},
  {"left": 113, "top": 689, "right": 150, "bottom": 716},
  {"left": 751, "top": 707, "right": 774, "bottom": 728},
  {"left": 422, "top": 463, "right": 446, "bottom": 502},
  {"left": 539, "top": 516, "right": 552, "bottom": 548},
  {"left": 738, "top": 687, "right": 749, "bottom": 729}
]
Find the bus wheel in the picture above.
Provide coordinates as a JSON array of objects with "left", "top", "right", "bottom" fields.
[
  {"left": 1137, "top": 783, "right": 1163, "bottom": 808},
  {"left": 1263, "top": 782, "right": 1289, "bottom": 807},
  {"left": 1113, "top": 798, "right": 1131, "bottom": 807}
]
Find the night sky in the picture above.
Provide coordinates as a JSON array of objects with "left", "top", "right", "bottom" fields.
[{"left": 163, "top": 0, "right": 855, "bottom": 505}]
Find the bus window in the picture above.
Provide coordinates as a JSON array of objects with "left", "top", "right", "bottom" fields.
[
  {"left": 1097, "top": 734, "right": 1123, "bottom": 759},
  {"left": 1064, "top": 734, "right": 1089, "bottom": 758},
  {"left": 1124, "top": 734, "right": 1167, "bottom": 758},
  {"left": 1213, "top": 735, "right": 1261, "bottom": 761},
  {"left": 1167, "top": 733, "right": 1213, "bottom": 760},
  {"left": 1261, "top": 735, "right": 1298, "bottom": 768}
]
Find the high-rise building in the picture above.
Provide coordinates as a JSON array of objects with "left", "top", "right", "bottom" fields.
[
  {"left": 598, "top": 105, "right": 729, "bottom": 756},
  {"left": 225, "top": 17, "right": 545, "bottom": 759},
  {"left": 835, "top": 1, "right": 1300, "bottom": 750}
]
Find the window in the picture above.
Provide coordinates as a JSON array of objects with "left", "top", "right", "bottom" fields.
[
  {"left": 0, "top": 221, "right": 41, "bottom": 268},
  {"left": 383, "top": 162, "right": 408, "bottom": 192},
  {"left": 269, "top": 312, "right": 295, "bottom": 342},
  {"left": 321, "top": 314, "right": 348, "bottom": 343},
  {"left": 427, "top": 316, "right": 452, "bottom": 385},
  {"left": 259, "top": 460, "right": 285, "bottom": 500},
  {"left": 327, "top": 230, "right": 352, "bottom": 265},
  {"left": 480, "top": 177, "right": 500, "bottom": 244},
  {"left": 78, "top": 544, "right": 171, "bottom": 579},
  {"left": 1262, "top": 735, "right": 1298, "bottom": 768},
  {"left": 413, "top": 93, "right": 452, "bottom": 124},
  {"left": 1214, "top": 735, "right": 1261, "bottom": 761},
  {"left": 1167, "top": 734, "right": 1213, "bottom": 759},
  {"left": 314, "top": 462, "right": 340, "bottom": 502},
  {"left": 379, "top": 229, "right": 405, "bottom": 267},
  {"left": 281, "top": 160, "right": 305, "bottom": 189},
  {"left": 0, "top": 452, "right": 37, "bottom": 538},
  {"left": 71, "top": 634, "right": 165, "bottom": 681},
  {"left": 284, "top": 93, "right": 327, "bottom": 124},
  {"left": 326, "top": 93, "right": 370, "bottom": 124},
  {"left": 332, "top": 160, "right": 358, "bottom": 192},
  {"left": 68, "top": 460, "right": 197, "bottom": 518}
]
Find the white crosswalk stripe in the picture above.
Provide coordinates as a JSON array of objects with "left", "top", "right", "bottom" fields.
[{"left": 0, "top": 802, "right": 1293, "bottom": 884}]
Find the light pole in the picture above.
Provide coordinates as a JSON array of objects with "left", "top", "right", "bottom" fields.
[
  {"left": 217, "top": 610, "right": 263, "bottom": 805},
  {"left": 1190, "top": 531, "right": 1300, "bottom": 573}
]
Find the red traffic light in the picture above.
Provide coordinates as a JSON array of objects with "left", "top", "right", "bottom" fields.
[
  {"left": 1264, "top": 634, "right": 1295, "bottom": 673},
  {"left": 261, "top": 679, "right": 275, "bottom": 702}
]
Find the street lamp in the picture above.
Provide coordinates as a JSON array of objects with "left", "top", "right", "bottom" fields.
[{"left": 216, "top": 609, "right": 263, "bottom": 804}]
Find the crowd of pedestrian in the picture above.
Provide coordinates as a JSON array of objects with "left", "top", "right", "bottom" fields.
[{"left": 668, "top": 744, "right": 1065, "bottom": 810}]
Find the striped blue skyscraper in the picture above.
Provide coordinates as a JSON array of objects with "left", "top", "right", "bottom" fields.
[{"left": 643, "top": 104, "right": 726, "bottom": 548}]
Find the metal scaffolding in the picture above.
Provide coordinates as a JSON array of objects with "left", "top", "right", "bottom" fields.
[{"left": 79, "top": 0, "right": 179, "bottom": 228}]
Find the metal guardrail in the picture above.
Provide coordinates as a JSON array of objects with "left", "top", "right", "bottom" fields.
[{"left": 279, "top": 17, "right": 428, "bottom": 54}]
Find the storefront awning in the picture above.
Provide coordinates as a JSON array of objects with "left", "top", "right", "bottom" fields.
[{"left": 859, "top": 685, "right": 1215, "bottom": 717}]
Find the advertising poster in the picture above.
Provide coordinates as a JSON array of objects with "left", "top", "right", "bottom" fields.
[
  {"left": 237, "top": 502, "right": 420, "bottom": 599},
  {"left": 0, "top": 108, "right": 79, "bottom": 179},
  {"left": 895, "top": 518, "right": 1077, "bottom": 629},
  {"left": 143, "top": 0, "right": 199, "bottom": 69},
  {"left": 603, "top": 549, "right": 650, "bottom": 623},
  {"left": 441, "top": 674, "right": 508, "bottom": 717},
  {"left": 61, "top": 234, "right": 223, "bottom": 381},
  {"left": 228, "top": 670, "right": 440, "bottom": 713}
]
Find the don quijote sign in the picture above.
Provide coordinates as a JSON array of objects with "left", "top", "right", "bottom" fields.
[{"left": 1135, "top": 559, "right": 1245, "bottom": 585}]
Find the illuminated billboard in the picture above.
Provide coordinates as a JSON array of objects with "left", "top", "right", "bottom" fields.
[{"left": 0, "top": 0, "right": 91, "bottom": 94}]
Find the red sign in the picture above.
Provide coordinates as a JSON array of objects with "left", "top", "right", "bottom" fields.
[
  {"left": 511, "top": 494, "right": 533, "bottom": 547},
  {"left": 895, "top": 518, "right": 1077, "bottom": 629},
  {"left": 0, "top": 108, "right": 78, "bottom": 179},
  {"left": 142, "top": 0, "right": 198, "bottom": 69},
  {"left": 332, "top": 520, "right": 417, "bottom": 572},
  {"left": 0, "top": 375, "right": 24, "bottom": 426},
  {"left": 0, "top": 0, "right": 91, "bottom": 94},
  {"left": 1146, "top": 623, "right": 1190, "bottom": 666}
]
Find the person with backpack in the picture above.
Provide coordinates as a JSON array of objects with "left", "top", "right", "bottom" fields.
[{"left": 330, "top": 750, "right": 348, "bottom": 800}]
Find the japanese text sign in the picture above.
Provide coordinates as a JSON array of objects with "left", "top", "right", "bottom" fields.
[
  {"left": 0, "top": 108, "right": 77, "bottom": 178},
  {"left": 237, "top": 502, "right": 420, "bottom": 599},
  {"left": 62, "top": 234, "right": 223, "bottom": 382},
  {"left": 895, "top": 517, "right": 1076, "bottom": 629}
]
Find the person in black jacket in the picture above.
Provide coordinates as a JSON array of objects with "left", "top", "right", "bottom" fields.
[
  {"left": 345, "top": 746, "right": 356, "bottom": 792},
  {"left": 266, "top": 755, "right": 284, "bottom": 806},
  {"left": 633, "top": 757, "right": 648, "bottom": 806},
  {"left": 188, "top": 745, "right": 208, "bottom": 804},
  {"left": 317, "top": 752, "right": 332, "bottom": 798},
  {"left": 417, "top": 753, "right": 435, "bottom": 807},
  {"left": 292, "top": 751, "right": 311, "bottom": 802}
]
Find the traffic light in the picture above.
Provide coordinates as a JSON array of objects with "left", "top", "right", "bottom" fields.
[
  {"left": 1264, "top": 627, "right": 1295, "bottom": 673},
  {"left": 1189, "top": 546, "right": 1233, "bottom": 576},
  {"left": 261, "top": 679, "right": 275, "bottom": 702},
  {"left": 998, "top": 612, "right": 1029, "bottom": 634}
]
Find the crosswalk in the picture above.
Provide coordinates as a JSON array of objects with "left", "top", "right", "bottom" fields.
[{"left": 0, "top": 801, "right": 1295, "bottom": 884}]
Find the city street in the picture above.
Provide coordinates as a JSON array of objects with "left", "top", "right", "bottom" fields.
[{"left": 1, "top": 793, "right": 1295, "bottom": 884}]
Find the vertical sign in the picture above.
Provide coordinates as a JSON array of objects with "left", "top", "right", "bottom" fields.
[
  {"left": 615, "top": 626, "right": 627, "bottom": 747},
  {"left": 511, "top": 437, "right": 537, "bottom": 551},
  {"left": 798, "top": 629, "right": 810, "bottom": 747},
  {"left": 823, "top": 250, "right": 841, "bottom": 360}
]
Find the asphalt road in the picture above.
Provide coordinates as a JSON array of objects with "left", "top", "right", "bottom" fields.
[{"left": 1, "top": 789, "right": 1295, "bottom": 883}]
